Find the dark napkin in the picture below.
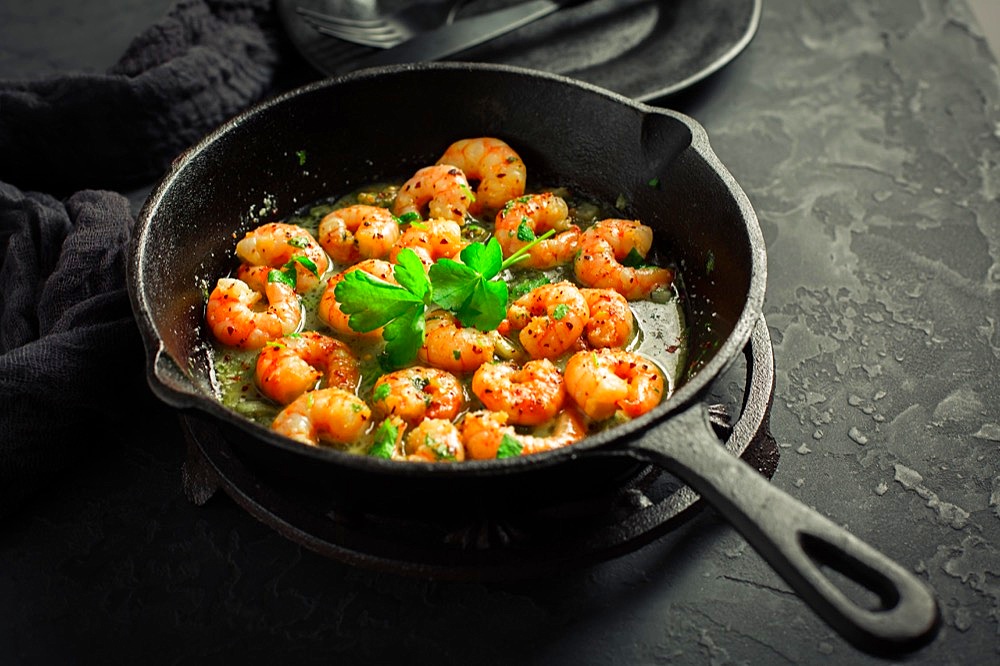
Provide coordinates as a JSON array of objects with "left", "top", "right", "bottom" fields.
[{"left": 0, "top": 0, "right": 308, "bottom": 519}]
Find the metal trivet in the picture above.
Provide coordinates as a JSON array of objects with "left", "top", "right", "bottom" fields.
[{"left": 180, "top": 319, "right": 777, "bottom": 581}]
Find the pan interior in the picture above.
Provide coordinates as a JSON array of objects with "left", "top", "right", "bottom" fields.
[{"left": 133, "top": 64, "right": 761, "bottom": 483}]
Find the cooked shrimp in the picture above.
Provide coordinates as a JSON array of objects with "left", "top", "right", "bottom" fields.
[
  {"left": 563, "top": 348, "right": 665, "bottom": 421},
  {"left": 393, "top": 165, "right": 474, "bottom": 222},
  {"left": 318, "top": 204, "right": 401, "bottom": 265},
  {"left": 235, "top": 222, "right": 329, "bottom": 292},
  {"left": 418, "top": 309, "right": 498, "bottom": 374},
  {"left": 271, "top": 387, "right": 372, "bottom": 447},
  {"left": 495, "top": 192, "right": 580, "bottom": 269},
  {"left": 405, "top": 418, "right": 466, "bottom": 462},
  {"left": 388, "top": 217, "right": 466, "bottom": 266},
  {"left": 471, "top": 359, "right": 565, "bottom": 426},
  {"left": 233, "top": 264, "right": 270, "bottom": 293},
  {"left": 318, "top": 259, "right": 396, "bottom": 337},
  {"left": 574, "top": 219, "right": 674, "bottom": 300},
  {"left": 372, "top": 366, "right": 464, "bottom": 427},
  {"left": 206, "top": 277, "right": 301, "bottom": 349},
  {"left": 500, "top": 281, "right": 589, "bottom": 359},
  {"left": 461, "top": 408, "right": 587, "bottom": 460},
  {"left": 436, "top": 137, "right": 526, "bottom": 214},
  {"left": 581, "top": 288, "right": 635, "bottom": 349},
  {"left": 255, "top": 331, "right": 360, "bottom": 405}
]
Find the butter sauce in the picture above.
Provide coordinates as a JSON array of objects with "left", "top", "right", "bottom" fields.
[{"left": 209, "top": 182, "right": 688, "bottom": 455}]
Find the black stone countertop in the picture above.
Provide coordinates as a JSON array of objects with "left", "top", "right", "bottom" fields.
[{"left": 2, "top": 0, "right": 999, "bottom": 663}]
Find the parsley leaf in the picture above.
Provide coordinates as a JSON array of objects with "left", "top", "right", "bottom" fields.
[
  {"left": 336, "top": 225, "right": 558, "bottom": 366},
  {"left": 334, "top": 269, "right": 422, "bottom": 332},
  {"left": 269, "top": 256, "right": 319, "bottom": 288},
  {"left": 497, "top": 434, "right": 523, "bottom": 459},
  {"left": 368, "top": 418, "right": 399, "bottom": 459},
  {"left": 333, "top": 247, "right": 431, "bottom": 369},
  {"left": 429, "top": 238, "right": 507, "bottom": 331},
  {"left": 621, "top": 247, "right": 652, "bottom": 268},
  {"left": 428, "top": 230, "right": 555, "bottom": 332},
  {"left": 372, "top": 382, "right": 391, "bottom": 402},
  {"left": 267, "top": 267, "right": 295, "bottom": 288},
  {"left": 380, "top": 304, "right": 426, "bottom": 369},
  {"left": 516, "top": 219, "right": 536, "bottom": 241},
  {"left": 392, "top": 245, "right": 431, "bottom": 300},
  {"left": 510, "top": 274, "right": 551, "bottom": 299}
]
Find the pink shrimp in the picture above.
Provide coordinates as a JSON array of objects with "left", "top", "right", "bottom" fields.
[
  {"left": 563, "top": 348, "right": 665, "bottom": 421},
  {"left": 418, "top": 309, "right": 499, "bottom": 374},
  {"left": 255, "top": 331, "right": 360, "bottom": 405},
  {"left": 471, "top": 358, "right": 565, "bottom": 426},
  {"left": 436, "top": 137, "right": 527, "bottom": 214},
  {"left": 235, "top": 222, "right": 329, "bottom": 293},
  {"left": 405, "top": 418, "right": 466, "bottom": 462},
  {"left": 371, "top": 366, "right": 465, "bottom": 427},
  {"left": 461, "top": 408, "right": 587, "bottom": 460},
  {"left": 573, "top": 219, "right": 674, "bottom": 300},
  {"left": 318, "top": 204, "right": 401, "bottom": 265},
  {"left": 205, "top": 277, "right": 301, "bottom": 349},
  {"left": 271, "top": 387, "right": 372, "bottom": 447},
  {"left": 495, "top": 192, "right": 580, "bottom": 269},
  {"left": 388, "top": 218, "right": 466, "bottom": 266},
  {"left": 499, "top": 281, "right": 590, "bottom": 359},
  {"left": 581, "top": 288, "right": 635, "bottom": 349},
  {"left": 393, "top": 164, "right": 474, "bottom": 222}
]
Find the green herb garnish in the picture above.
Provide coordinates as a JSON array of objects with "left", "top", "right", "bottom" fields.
[
  {"left": 621, "top": 247, "right": 652, "bottom": 269},
  {"left": 334, "top": 231, "right": 554, "bottom": 367},
  {"left": 426, "top": 435, "right": 456, "bottom": 461},
  {"left": 397, "top": 211, "right": 421, "bottom": 225},
  {"left": 268, "top": 256, "right": 319, "bottom": 289},
  {"left": 552, "top": 304, "right": 569, "bottom": 320},
  {"left": 510, "top": 274, "right": 551, "bottom": 299},
  {"left": 428, "top": 230, "right": 554, "bottom": 331},
  {"left": 296, "top": 149, "right": 307, "bottom": 166},
  {"left": 497, "top": 434, "right": 523, "bottom": 459},
  {"left": 516, "top": 219, "right": 536, "bottom": 241},
  {"left": 267, "top": 267, "right": 294, "bottom": 288},
  {"left": 334, "top": 247, "right": 431, "bottom": 369},
  {"left": 368, "top": 418, "right": 398, "bottom": 459},
  {"left": 372, "top": 382, "right": 391, "bottom": 402}
]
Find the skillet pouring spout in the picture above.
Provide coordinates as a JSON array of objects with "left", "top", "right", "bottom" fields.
[{"left": 619, "top": 321, "right": 941, "bottom": 655}]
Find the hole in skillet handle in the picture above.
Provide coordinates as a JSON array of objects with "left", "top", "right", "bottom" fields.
[{"left": 617, "top": 325, "right": 941, "bottom": 656}]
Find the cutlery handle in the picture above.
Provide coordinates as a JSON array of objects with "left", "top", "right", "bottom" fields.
[{"left": 623, "top": 325, "right": 940, "bottom": 655}]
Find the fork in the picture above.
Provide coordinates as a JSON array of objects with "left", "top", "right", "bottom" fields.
[{"left": 297, "top": 0, "right": 466, "bottom": 49}]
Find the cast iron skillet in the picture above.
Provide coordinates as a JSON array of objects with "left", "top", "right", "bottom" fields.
[{"left": 128, "top": 62, "right": 939, "bottom": 654}]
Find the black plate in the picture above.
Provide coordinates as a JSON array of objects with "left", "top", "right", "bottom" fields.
[{"left": 279, "top": 0, "right": 761, "bottom": 100}]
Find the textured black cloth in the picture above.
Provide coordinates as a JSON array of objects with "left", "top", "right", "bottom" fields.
[{"left": 0, "top": 0, "right": 305, "bottom": 518}]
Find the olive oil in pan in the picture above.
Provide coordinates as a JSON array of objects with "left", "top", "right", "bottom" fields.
[
  {"left": 208, "top": 182, "right": 688, "bottom": 453},
  {"left": 210, "top": 285, "right": 687, "bottom": 448}
]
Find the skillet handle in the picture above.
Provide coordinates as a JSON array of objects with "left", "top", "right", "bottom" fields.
[{"left": 626, "top": 402, "right": 940, "bottom": 655}]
